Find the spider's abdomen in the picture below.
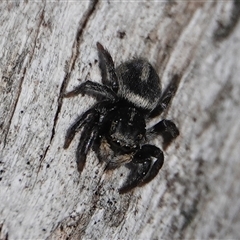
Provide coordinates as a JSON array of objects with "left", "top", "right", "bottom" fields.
[{"left": 116, "top": 59, "right": 161, "bottom": 111}]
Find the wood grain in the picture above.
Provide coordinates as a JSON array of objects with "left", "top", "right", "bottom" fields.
[{"left": 1, "top": 1, "right": 240, "bottom": 239}]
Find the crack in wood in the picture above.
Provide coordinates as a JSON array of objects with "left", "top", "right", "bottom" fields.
[
  {"left": 2, "top": 54, "right": 26, "bottom": 147},
  {"left": 2, "top": 7, "right": 46, "bottom": 148},
  {"left": 52, "top": 0, "right": 99, "bottom": 138},
  {"left": 213, "top": 0, "right": 240, "bottom": 41},
  {"left": 49, "top": 0, "right": 99, "bottom": 144},
  {"left": 3, "top": 6, "right": 47, "bottom": 190},
  {"left": 32, "top": 0, "right": 99, "bottom": 185}
]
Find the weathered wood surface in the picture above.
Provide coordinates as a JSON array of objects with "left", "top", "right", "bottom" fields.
[{"left": 1, "top": 1, "right": 240, "bottom": 239}]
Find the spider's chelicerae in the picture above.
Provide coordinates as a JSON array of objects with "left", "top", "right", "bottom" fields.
[{"left": 64, "top": 42, "right": 179, "bottom": 194}]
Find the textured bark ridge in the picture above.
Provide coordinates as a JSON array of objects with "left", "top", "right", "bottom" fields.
[{"left": 1, "top": 1, "right": 240, "bottom": 239}]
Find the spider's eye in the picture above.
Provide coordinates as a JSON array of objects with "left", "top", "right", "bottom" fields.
[
  {"left": 110, "top": 120, "right": 119, "bottom": 132},
  {"left": 108, "top": 107, "right": 146, "bottom": 150},
  {"left": 137, "top": 134, "right": 143, "bottom": 140}
]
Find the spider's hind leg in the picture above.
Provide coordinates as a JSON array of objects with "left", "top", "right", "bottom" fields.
[
  {"left": 149, "top": 74, "right": 180, "bottom": 118},
  {"left": 97, "top": 42, "right": 119, "bottom": 92},
  {"left": 64, "top": 80, "right": 117, "bottom": 101},
  {"left": 64, "top": 43, "right": 119, "bottom": 100}
]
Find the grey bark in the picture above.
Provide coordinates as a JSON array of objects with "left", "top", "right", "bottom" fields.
[{"left": 0, "top": 1, "right": 240, "bottom": 239}]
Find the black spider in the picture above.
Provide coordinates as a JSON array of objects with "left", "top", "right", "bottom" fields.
[{"left": 64, "top": 42, "right": 179, "bottom": 194}]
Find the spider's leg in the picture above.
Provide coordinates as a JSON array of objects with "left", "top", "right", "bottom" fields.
[
  {"left": 119, "top": 161, "right": 151, "bottom": 194},
  {"left": 68, "top": 101, "right": 113, "bottom": 172},
  {"left": 149, "top": 74, "right": 180, "bottom": 118},
  {"left": 146, "top": 119, "right": 179, "bottom": 147},
  {"left": 119, "top": 145, "right": 164, "bottom": 194},
  {"left": 97, "top": 42, "right": 119, "bottom": 92},
  {"left": 64, "top": 109, "right": 97, "bottom": 149},
  {"left": 64, "top": 101, "right": 112, "bottom": 148},
  {"left": 76, "top": 121, "right": 99, "bottom": 172},
  {"left": 64, "top": 80, "right": 117, "bottom": 101},
  {"left": 137, "top": 145, "right": 164, "bottom": 185}
]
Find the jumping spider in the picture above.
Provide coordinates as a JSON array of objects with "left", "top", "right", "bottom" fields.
[{"left": 64, "top": 42, "right": 179, "bottom": 194}]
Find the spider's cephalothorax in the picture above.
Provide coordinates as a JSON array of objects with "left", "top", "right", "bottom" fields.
[{"left": 64, "top": 42, "right": 179, "bottom": 194}]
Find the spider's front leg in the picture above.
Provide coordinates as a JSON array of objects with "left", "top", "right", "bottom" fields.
[{"left": 119, "top": 145, "right": 164, "bottom": 194}]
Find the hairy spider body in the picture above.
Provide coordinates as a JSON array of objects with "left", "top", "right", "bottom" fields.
[
  {"left": 95, "top": 102, "right": 146, "bottom": 169},
  {"left": 117, "top": 59, "right": 161, "bottom": 110},
  {"left": 64, "top": 42, "right": 179, "bottom": 194}
]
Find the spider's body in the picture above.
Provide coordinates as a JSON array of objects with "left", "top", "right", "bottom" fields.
[
  {"left": 96, "top": 102, "right": 146, "bottom": 169},
  {"left": 117, "top": 59, "right": 161, "bottom": 110},
  {"left": 64, "top": 42, "right": 179, "bottom": 194}
]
